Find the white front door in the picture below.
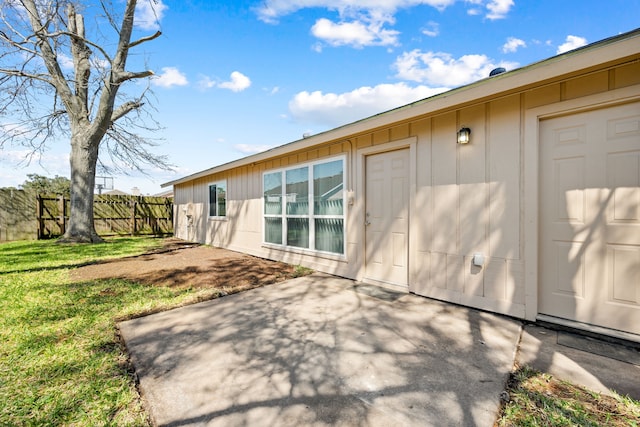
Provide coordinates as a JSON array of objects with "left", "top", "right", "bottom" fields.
[
  {"left": 539, "top": 101, "right": 640, "bottom": 335},
  {"left": 364, "top": 149, "right": 410, "bottom": 288}
]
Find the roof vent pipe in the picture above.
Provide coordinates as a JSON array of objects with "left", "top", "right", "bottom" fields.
[{"left": 489, "top": 67, "right": 506, "bottom": 76}]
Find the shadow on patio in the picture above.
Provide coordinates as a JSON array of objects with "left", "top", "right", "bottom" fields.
[{"left": 120, "top": 273, "right": 522, "bottom": 426}]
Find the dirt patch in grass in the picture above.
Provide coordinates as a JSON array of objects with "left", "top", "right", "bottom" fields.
[{"left": 72, "top": 238, "right": 310, "bottom": 293}]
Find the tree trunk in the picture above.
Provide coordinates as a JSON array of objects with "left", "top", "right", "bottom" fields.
[{"left": 59, "top": 133, "right": 103, "bottom": 243}]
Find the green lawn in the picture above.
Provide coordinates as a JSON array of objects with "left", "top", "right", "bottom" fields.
[{"left": 0, "top": 237, "right": 216, "bottom": 426}]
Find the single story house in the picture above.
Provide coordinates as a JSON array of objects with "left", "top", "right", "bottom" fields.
[{"left": 163, "top": 29, "right": 640, "bottom": 342}]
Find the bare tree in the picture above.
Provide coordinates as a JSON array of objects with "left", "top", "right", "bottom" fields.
[{"left": 0, "top": 0, "right": 169, "bottom": 243}]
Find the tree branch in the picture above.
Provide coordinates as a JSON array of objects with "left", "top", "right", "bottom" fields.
[
  {"left": 67, "top": 4, "right": 91, "bottom": 116},
  {"left": 113, "top": 69, "right": 154, "bottom": 84},
  {"left": 99, "top": 0, "right": 121, "bottom": 33},
  {"left": 0, "top": 30, "right": 39, "bottom": 56},
  {"left": 111, "top": 100, "right": 143, "bottom": 123},
  {"left": 112, "top": 0, "right": 137, "bottom": 73},
  {"left": 19, "top": 0, "right": 76, "bottom": 116},
  {"left": 44, "top": 30, "right": 114, "bottom": 64},
  {"left": 94, "top": 0, "right": 140, "bottom": 134},
  {"left": 128, "top": 30, "right": 162, "bottom": 48},
  {"left": 0, "top": 68, "right": 53, "bottom": 85}
]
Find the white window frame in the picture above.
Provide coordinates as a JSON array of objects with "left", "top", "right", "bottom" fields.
[
  {"left": 208, "top": 180, "right": 227, "bottom": 219},
  {"left": 262, "top": 156, "right": 346, "bottom": 256}
]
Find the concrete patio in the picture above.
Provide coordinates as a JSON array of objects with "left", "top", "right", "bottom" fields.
[{"left": 119, "top": 273, "right": 640, "bottom": 426}]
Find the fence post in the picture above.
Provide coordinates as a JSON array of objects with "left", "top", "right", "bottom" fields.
[
  {"left": 57, "top": 195, "right": 66, "bottom": 235},
  {"left": 130, "top": 198, "right": 137, "bottom": 235},
  {"left": 36, "top": 195, "right": 43, "bottom": 239},
  {"left": 167, "top": 199, "right": 173, "bottom": 224}
]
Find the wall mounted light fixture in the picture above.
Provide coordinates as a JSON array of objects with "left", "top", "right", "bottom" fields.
[{"left": 457, "top": 127, "right": 471, "bottom": 144}]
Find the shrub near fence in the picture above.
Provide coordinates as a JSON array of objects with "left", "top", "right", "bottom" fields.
[{"left": 35, "top": 194, "right": 173, "bottom": 239}]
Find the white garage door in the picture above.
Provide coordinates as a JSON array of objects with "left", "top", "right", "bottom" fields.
[{"left": 540, "top": 101, "right": 640, "bottom": 336}]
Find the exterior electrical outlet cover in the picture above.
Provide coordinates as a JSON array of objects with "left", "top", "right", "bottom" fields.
[{"left": 473, "top": 253, "right": 484, "bottom": 267}]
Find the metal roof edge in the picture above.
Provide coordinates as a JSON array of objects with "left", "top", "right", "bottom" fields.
[{"left": 163, "top": 28, "right": 640, "bottom": 188}]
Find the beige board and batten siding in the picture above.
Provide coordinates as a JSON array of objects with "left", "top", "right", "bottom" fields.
[
  {"left": 409, "top": 95, "right": 525, "bottom": 318},
  {"left": 169, "top": 32, "right": 640, "bottom": 332}
]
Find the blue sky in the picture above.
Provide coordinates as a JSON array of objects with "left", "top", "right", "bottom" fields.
[{"left": 1, "top": 0, "right": 638, "bottom": 194}]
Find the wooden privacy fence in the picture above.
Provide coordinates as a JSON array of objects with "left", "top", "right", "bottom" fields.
[
  {"left": 0, "top": 189, "right": 35, "bottom": 242},
  {"left": 36, "top": 194, "right": 173, "bottom": 239}
]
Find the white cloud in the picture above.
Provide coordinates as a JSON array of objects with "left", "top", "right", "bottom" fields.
[
  {"left": 198, "top": 76, "right": 216, "bottom": 89},
  {"left": 0, "top": 148, "right": 40, "bottom": 164},
  {"left": 255, "top": 0, "right": 453, "bottom": 49},
  {"left": 256, "top": 0, "right": 456, "bottom": 23},
  {"left": 502, "top": 37, "right": 526, "bottom": 53},
  {"left": 234, "top": 144, "right": 275, "bottom": 155},
  {"left": 557, "top": 35, "right": 588, "bottom": 54},
  {"left": 289, "top": 82, "right": 449, "bottom": 127},
  {"left": 394, "top": 50, "right": 518, "bottom": 86},
  {"left": 152, "top": 67, "right": 188, "bottom": 88},
  {"left": 311, "top": 16, "right": 399, "bottom": 48},
  {"left": 422, "top": 21, "right": 439, "bottom": 37},
  {"left": 135, "top": 0, "right": 168, "bottom": 31},
  {"left": 218, "top": 71, "right": 252, "bottom": 92},
  {"left": 0, "top": 148, "right": 70, "bottom": 188},
  {"left": 199, "top": 72, "right": 251, "bottom": 92},
  {"left": 58, "top": 53, "right": 74, "bottom": 70},
  {"left": 257, "top": 1, "right": 510, "bottom": 49},
  {"left": 485, "top": 0, "right": 513, "bottom": 20}
]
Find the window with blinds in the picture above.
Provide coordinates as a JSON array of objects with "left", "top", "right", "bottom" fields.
[{"left": 263, "top": 157, "right": 345, "bottom": 255}]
